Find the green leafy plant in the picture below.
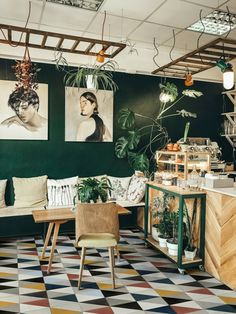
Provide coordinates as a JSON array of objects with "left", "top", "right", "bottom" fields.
[
  {"left": 74, "top": 177, "right": 112, "bottom": 204},
  {"left": 152, "top": 192, "right": 175, "bottom": 238},
  {"left": 183, "top": 199, "right": 198, "bottom": 251},
  {"left": 53, "top": 50, "right": 118, "bottom": 92},
  {"left": 115, "top": 82, "right": 203, "bottom": 173}
]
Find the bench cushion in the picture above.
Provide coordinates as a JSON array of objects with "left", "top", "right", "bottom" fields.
[
  {"left": 0, "top": 179, "right": 7, "bottom": 208},
  {"left": 13, "top": 175, "right": 48, "bottom": 208}
]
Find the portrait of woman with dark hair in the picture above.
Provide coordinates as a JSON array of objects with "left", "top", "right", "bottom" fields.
[
  {"left": 0, "top": 80, "right": 48, "bottom": 140},
  {"left": 65, "top": 87, "right": 113, "bottom": 142},
  {"left": 76, "top": 91, "right": 111, "bottom": 142}
]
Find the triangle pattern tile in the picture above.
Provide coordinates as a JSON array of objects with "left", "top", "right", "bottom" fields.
[{"left": 0, "top": 231, "right": 234, "bottom": 313}]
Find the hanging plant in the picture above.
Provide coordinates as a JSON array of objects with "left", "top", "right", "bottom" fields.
[{"left": 12, "top": 46, "right": 41, "bottom": 91}]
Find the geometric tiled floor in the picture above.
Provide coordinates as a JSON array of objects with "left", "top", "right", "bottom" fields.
[{"left": 0, "top": 229, "right": 236, "bottom": 313}]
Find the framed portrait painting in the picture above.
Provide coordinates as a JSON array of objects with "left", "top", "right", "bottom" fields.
[
  {"left": 65, "top": 87, "right": 113, "bottom": 142},
  {"left": 0, "top": 80, "right": 48, "bottom": 140}
]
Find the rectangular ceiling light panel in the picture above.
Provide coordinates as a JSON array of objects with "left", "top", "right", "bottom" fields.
[
  {"left": 46, "top": 0, "right": 104, "bottom": 11},
  {"left": 187, "top": 10, "right": 236, "bottom": 35}
]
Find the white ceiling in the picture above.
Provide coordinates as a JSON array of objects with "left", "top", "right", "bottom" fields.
[{"left": 0, "top": 0, "right": 236, "bottom": 83}]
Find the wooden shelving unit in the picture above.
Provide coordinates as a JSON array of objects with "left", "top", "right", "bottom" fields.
[
  {"left": 144, "top": 183, "right": 206, "bottom": 273},
  {"left": 156, "top": 150, "right": 211, "bottom": 180},
  {"left": 221, "top": 90, "right": 236, "bottom": 148}
]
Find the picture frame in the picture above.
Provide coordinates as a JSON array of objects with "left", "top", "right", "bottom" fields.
[
  {"left": 65, "top": 87, "right": 113, "bottom": 142},
  {"left": 0, "top": 80, "right": 48, "bottom": 140}
]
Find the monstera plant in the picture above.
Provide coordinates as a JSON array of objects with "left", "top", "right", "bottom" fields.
[{"left": 115, "top": 82, "right": 203, "bottom": 173}]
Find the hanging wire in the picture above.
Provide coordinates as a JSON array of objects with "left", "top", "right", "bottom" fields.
[
  {"left": 169, "top": 29, "right": 176, "bottom": 62},
  {"left": 101, "top": 10, "right": 107, "bottom": 41},
  {"left": 222, "top": 6, "right": 232, "bottom": 60},
  {"left": 197, "top": 9, "right": 205, "bottom": 65},
  {"left": 0, "top": 1, "right": 32, "bottom": 48},
  {"left": 153, "top": 37, "right": 160, "bottom": 68}
]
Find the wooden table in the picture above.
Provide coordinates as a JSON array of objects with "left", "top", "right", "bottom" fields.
[{"left": 32, "top": 205, "right": 131, "bottom": 274}]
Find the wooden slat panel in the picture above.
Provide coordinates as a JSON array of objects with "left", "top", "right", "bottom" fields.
[
  {"left": 152, "top": 37, "right": 236, "bottom": 78},
  {"left": 0, "top": 23, "right": 126, "bottom": 59}
]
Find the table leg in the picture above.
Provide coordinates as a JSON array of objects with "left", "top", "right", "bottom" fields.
[
  {"left": 41, "top": 222, "right": 54, "bottom": 259},
  {"left": 47, "top": 222, "right": 61, "bottom": 274}
]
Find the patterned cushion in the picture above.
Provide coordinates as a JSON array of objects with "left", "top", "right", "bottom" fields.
[
  {"left": 127, "top": 175, "right": 147, "bottom": 203},
  {"left": 47, "top": 176, "right": 78, "bottom": 207},
  {"left": 0, "top": 179, "right": 7, "bottom": 208},
  {"left": 107, "top": 176, "right": 131, "bottom": 201}
]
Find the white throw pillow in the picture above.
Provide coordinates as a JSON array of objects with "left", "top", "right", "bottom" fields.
[
  {"left": 47, "top": 176, "right": 78, "bottom": 207},
  {"left": 0, "top": 179, "right": 7, "bottom": 208},
  {"left": 13, "top": 175, "right": 48, "bottom": 208},
  {"left": 127, "top": 175, "right": 148, "bottom": 204},
  {"left": 108, "top": 176, "right": 131, "bottom": 201}
]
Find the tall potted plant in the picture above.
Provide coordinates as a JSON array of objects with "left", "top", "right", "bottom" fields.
[
  {"left": 115, "top": 82, "right": 202, "bottom": 173},
  {"left": 183, "top": 199, "right": 198, "bottom": 259}
]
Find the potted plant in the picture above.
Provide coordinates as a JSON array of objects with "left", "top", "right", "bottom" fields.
[
  {"left": 54, "top": 50, "right": 118, "bottom": 92},
  {"left": 152, "top": 192, "right": 174, "bottom": 247},
  {"left": 115, "top": 82, "right": 202, "bottom": 173},
  {"left": 167, "top": 210, "right": 179, "bottom": 256},
  {"left": 74, "top": 176, "right": 112, "bottom": 204},
  {"left": 183, "top": 199, "right": 198, "bottom": 259}
]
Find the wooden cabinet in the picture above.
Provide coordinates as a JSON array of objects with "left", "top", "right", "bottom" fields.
[
  {"left": 156, "top": 150, "right": 211, "bottom": 180},
  {"left": 144, "top": 182, "right": 206, "bottom": 273}
]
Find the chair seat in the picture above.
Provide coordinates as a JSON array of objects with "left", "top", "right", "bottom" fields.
[{"left": 77, "top": 233, "right": 117, "bottom": 248}]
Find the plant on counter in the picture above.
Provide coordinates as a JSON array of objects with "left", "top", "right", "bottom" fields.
[
  {"left": 115, "top": 81, "right": 203, "bottom": 173},
  {"left": 74, "top": 177, "right": 112, "bottom": 204},
  {"left": 53, "top": 50, "right": 118, "bottom": 92},
  {"left": 183, "top": 198, "right": 198, "bottom": 259}
]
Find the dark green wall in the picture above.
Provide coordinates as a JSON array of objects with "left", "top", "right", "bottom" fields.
[{"left": 0, "top": 58, "right": 232, "bottom": 205}]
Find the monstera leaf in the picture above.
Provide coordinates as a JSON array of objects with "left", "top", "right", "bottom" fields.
[
  {"left": 128, "top": 152, "right": 150, "bottom": 172},
  {"left": 127, "top": 130, "right": 141, "bottom": 150},
  {"left": 118, "top": 108, "right": 135, "bottom": 129},
  {"left": 115, "top": 137, "right": 129, "bottom": 158},
  {"left": 177, "top": 109, "right": 197, "bottom": 118},
  {"left": 182, "top": 90, "right": 203, "bottom": 98}
]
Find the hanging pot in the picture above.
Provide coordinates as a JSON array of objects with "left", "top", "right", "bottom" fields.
[{"left": 85, "top": 74, "right": 96, "bottom": 89}]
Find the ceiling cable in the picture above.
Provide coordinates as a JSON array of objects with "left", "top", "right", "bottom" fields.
[
  {"left": 0, "top": 1, "right": 32, "bottom": 48},
  {"left": 153, "top": 37, "right": 160, "bottom": 69},
  {"left": 197, "top": 9, "right": 205, "bottom": 65},
  {"left": 169, "top": 29, "right": 176, "bottom": 62}
]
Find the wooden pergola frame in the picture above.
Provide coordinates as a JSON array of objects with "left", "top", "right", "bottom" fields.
[
  {"left": 0, "top": 23, "right": 126, "bottom": 58},
  {"left": 152, "top": 38, "right": 236, "bottom": 78}
]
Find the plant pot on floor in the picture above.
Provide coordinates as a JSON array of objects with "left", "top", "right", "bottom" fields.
[
  {"left": 158, "top": 235, "right": 170, "bottom": 248},
  {"left": 184, "top": 247, "right": 197, "bottom": 260},
  {"left": 152, "top": 224, "right": 160, "bottom": 242},
  {"left": 167, "top": 239, "right": 178, "bottom": 256}
]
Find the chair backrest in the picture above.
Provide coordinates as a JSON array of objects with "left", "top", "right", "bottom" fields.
[{"left": 76, "top": 202, "right": 119, "bottom": 242}]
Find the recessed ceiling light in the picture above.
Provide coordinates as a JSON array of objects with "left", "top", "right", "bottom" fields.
[
  {"left": 46, "top": 0, "right": 104, "bottom": 11},
  {"left": 187, "top": 10, "right": 236, "bottom": 35}
]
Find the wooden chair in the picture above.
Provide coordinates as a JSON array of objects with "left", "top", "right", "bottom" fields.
[{"left": 75, "top": 202, "right": 119, "bottom": 289}]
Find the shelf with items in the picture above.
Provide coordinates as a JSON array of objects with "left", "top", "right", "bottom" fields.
[
  {"left": 156, "top": 150, "right": 211, "bottom": 180},
  {"left": 221, "top": 90, "right": 236, "bottom": 147},
  {"left": 144, "top": 182, "right": 206, "bottom": 272}
]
